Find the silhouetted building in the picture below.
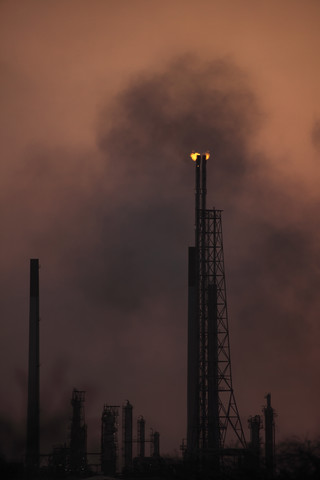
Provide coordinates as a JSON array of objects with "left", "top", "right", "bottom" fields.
[
  {"left": 122, "top": 401, "right": 133, "bottom": 472},
  {"left": 101, "top": 405, "right": 119, "bottom": 475},
  {"left": 70, "top": 389, "right": 87, "bottom": 473},
  {"left": 26, "top": 259, "right": 40, "bottom": 471},
  {"left": 187, "top": 154, "right": 246, "bottom": 470}
]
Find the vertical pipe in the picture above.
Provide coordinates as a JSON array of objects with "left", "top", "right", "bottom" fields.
[
  {"left": 26, "top": 259, "right": 40, "bottom": 471},
  {"left": 199, "top": 155, "right": 207, "bottom": 449},
  {"left": 195, "top": 155, "right": 201, "bottom": 248},
  {"left": 195, "top": 154, "right": 201, "bottom": 448},
  {"left": 187, "top": 154, "right": 201, "bottom": 456},
  {"left": 201, "top": 154, "right": 207, "bottom": 212},
  {"left": 187, "top": 247, "right": 198, "bottom": 453}
]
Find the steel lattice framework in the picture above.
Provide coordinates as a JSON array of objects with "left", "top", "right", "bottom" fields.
[
  {"left": 187, "top": 154, "right": 246, "bottom": 467},
  {"left": 198, "top": 208, "right": 246, "bottom": 449}
]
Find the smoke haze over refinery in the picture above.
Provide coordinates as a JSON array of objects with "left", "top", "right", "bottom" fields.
[{"left": 1, "top": 0, "right": 320, "bottom": 461}]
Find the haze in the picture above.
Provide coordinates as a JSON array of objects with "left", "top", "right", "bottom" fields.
[{"left": 1, "top": 0, "right": 320, "bottom": 459}]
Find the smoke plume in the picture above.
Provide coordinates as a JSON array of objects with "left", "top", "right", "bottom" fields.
[{"left": 2, "top": 55, "right": 320, "bottom": 459}]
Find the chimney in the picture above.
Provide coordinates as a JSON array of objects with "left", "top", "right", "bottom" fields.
[{"left": 26, "top": 259, "right": 40, "bottom": 471}]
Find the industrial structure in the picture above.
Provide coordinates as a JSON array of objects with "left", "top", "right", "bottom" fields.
[
  {"left": 248, "top": 415, "right": 262, "bottom": 470},
  {"left": 48, "top": 443, "right": 69, "bottom": 475},
  {"left": 43, "top": 394, "right": 161, "bottom": 476},
  {"left": 122, "top": 401, "right": 133, "bottom": 471},
  {"left": 150, "top": 430, "right": 160, "bottom": 458},
  {"left": 70, "top": 389, "right": 87, "bottom": 473},
  {"left": 26, "top": 259, "right": 40, "bottom": 472},
  {"left": 21, "top": 156, "right": 284, "bottom": 479},
  {"left": 137, "top": 415, "right": 146, "bottom": 458},
  {"left": 101, "top": 405, "right": 119, "bottom": 475},
  {"left": 132, "top": 417, "right": 163, "bottom": 476},
  {"left": 187, "top": 153, "right": 246, "bottom": 471},
  {"left": 264, "top": 393, "right": 275, "bottom": 478}
]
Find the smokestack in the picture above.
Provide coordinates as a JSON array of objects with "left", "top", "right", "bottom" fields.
[
  {"left": 26, "top": 259, "right": 40, "bottom": 471},
  {"left": 195, "top": 154, "right": 201, "bottom": 249},
  {"left": 201, "top": 154, "right": 207, "bottom": 212},
  {"left": 187, "top": 153, "right": 202, "bottom": 454}
]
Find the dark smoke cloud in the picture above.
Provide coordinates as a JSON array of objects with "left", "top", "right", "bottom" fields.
[
  {"left": 70, "top": 56, "right": 264, "bottom": 313},
  {"left": 98, "top": 56, "right": 262, "bottom": 194},
  {"left": 93, "top": 55, "right": 320, "bottom": 438},
  {"left": 2, "top": 55, "right": 320, "bottom": 459}
]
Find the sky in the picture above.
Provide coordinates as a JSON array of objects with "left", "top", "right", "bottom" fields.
[{"left": 1, "top": 0, "right": 320, "bottom": 461}]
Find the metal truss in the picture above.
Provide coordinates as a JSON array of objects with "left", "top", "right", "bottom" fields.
[{"left": 197, "top": 208, "right": 246, "bottom": 451}]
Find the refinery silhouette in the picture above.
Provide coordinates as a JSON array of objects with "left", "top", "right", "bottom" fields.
[{"left": 2, "top": 154, "right": 319, "bottom": 480}]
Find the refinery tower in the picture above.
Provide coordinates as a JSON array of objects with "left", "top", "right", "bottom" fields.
[{"left": 187, "top": 153, "right": 246, "bottom": 470}]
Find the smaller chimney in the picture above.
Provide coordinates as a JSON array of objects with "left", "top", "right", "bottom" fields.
[{"left": 26, "top": 259, "right": 40, "bottom": 471}]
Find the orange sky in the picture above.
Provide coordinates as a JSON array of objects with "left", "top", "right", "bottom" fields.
[{"left": 1, "top": 0, "right": 320, "bottom": 459}]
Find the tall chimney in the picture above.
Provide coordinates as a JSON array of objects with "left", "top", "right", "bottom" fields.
[{"left": 26, "top": 259, "right": 40, "bottom": 471}]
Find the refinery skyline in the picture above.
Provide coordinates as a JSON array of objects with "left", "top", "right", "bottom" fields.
[{"left": 1, "top": 0, "right": 320, "bottom": 466}]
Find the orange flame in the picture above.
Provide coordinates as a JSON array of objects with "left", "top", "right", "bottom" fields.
[
  {"left": 190, "top": 152, "right": 200, "bottom": 161},
  {"left": 190, "top": 151, "right": 210, "bottom": 161}
]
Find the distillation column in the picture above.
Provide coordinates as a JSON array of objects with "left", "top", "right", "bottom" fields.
[
  {"left": 264, "top": 393, "right": 275, "bottom": 478},
  {"left": 122, "top": 401, "right": 133, "bottom": 472},
  {"left": 248, "top": 415, "right": 262, "bottom": 469},
  {"left": 151, "top": 431, "right": 160, "bottom": 457},
  {"left": 137, "top": 416, "right": 145, "bottom": 458},
  {"left": 70, "top": 389, "right": 87, "bottom": 473},
  {"left": 101, "top": 405, "right": 119, "bottom": 475},
  {"left": 26, "top": 259, "right": 40, "bottom": 471}
]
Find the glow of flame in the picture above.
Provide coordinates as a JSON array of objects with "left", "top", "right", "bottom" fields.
[
  {"left": 205, "top": 151, "right": 210, "bottom": 160},
  {"left": 190, "top": 152, "right": 200, "bottom": 161}
]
